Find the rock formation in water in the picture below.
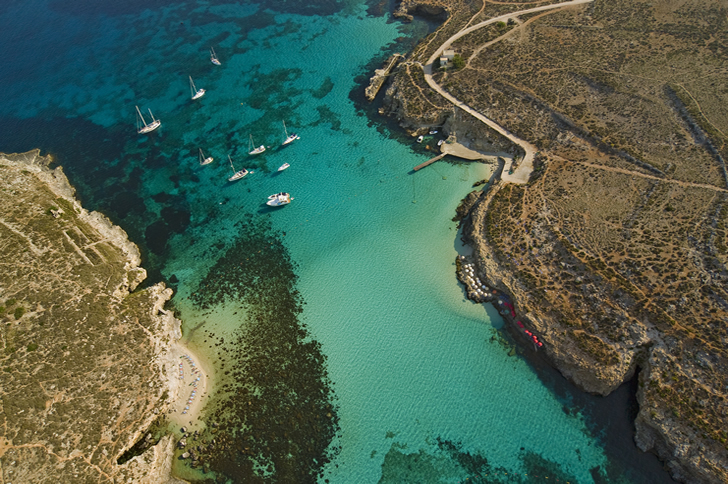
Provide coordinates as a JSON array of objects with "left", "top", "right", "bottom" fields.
[{"left": 0, "top": 150, "right": 184, "bottom": 483}]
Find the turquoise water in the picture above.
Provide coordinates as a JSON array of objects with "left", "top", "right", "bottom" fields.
[{"left": 0, "top": 0, "right": 675, "bottom": 482}]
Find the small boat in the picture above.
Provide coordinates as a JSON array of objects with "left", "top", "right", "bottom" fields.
[
  {"left": 136, "top": 106, "right": 161, "bottom": 134},
  {"left": 190, "top": 76, "right": 205, "bottom": 100},
  {"left": 437, "top": 139, "right": 444, "bottom": 146},
  {"left": 416, "top": 135, "right": 424, "bottom": 143},
  {"left": 281, "top": 120, "right": 299, "bottom": 146},
  {"left": 277, "top": 163, "right": 290, "bottom": 171},
  {"left": 227, "top": 155, "right": 249, "bottom": 181},
  {"left": 199, "top": 148, "right": 213, "bottom": 166},
  {"left": 248, "top": 134, "right": 266, "bottom": 155},
  {"left": 210, "top": 47, "right": 221, "bottom": 66},
  {"left": 266, "top": 192, "right": 292, "bottom": 207},
  {"left": 429, "top": 129, "right": 438, "bottom": 135}
]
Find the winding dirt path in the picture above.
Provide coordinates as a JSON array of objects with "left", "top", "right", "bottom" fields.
[{"left": 420, "top": 0, "right": 595, "bottom": 184}]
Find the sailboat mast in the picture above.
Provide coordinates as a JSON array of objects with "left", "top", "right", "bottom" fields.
[
  {"left": 147, "top": 108, "right": 156, "bottom": 123},
  {"left": 136, "top": 106, "right": 147, "bottom": 127}
]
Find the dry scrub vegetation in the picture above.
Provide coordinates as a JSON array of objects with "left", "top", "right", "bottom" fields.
[
  {"left": 386, "top": 0, "right": 728, "bottom": 481},
  {"left": 0, "top": 152, "right": 170, "bottom": 483}
]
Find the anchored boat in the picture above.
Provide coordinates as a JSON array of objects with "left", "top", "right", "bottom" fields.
[
  {"left": 266, "top": 192, "right": 292, "bottom": 207},
  {"left": 135, "top": 106, "right": 161, "bottom": 134}
]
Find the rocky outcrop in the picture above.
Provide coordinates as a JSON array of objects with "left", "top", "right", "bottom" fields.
[
  {"left": 365, "top": 54, "right": 404, "bottom": 102},
  {"left": 0, "top": 150, "right": 185, "bottom": 483},
  {"left": 393, "top": 0, "right": 448, "bottom": 22},
  {"left": 457, "top": 180, "right": 728, "bottom": 482}
]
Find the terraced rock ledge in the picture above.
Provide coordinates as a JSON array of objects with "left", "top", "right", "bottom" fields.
[{"left": 0, "top": 150, "right": 185, "bottom": 483}]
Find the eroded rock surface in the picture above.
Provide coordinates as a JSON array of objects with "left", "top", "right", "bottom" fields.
[{"left": 0, "top": 150, "right": 183, "bottom": 483}]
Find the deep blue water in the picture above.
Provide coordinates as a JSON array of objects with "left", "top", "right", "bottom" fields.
[{"left": 0, "top": 0, "right": 676, "bottom": 483}]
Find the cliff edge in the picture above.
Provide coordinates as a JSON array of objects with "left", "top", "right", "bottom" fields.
[
  {"left": 383, "top": 0, "right": 728, "bottom": 481},
  {"left": 0, "top": 150, "right": 185, "bottom": 483}
]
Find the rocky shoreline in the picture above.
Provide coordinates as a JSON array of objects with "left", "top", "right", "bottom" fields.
[
  {"left": 377, "top": 0, "right": 728, "bottom": 482},
  {"left": 0, "top": 150, "right": 191, "bottom": 483}
]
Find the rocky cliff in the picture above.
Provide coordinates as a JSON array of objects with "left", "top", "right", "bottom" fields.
[
  {"left": 0, "top": 150, "right": 185, "bottom": 483},
  {"left": 382, "top": 0, "right": 728, "bottom": 482}
]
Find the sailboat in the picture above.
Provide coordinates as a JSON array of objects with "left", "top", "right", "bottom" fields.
[
  {"left": 277, "top": 163, "right": 290, "bottom": 171},
  {"left": 135, "top": 106, "right": 161, "bottom": 134},
  {"left": 227, "top": 155, "right": 249, "bottom": 181},
  {"left": 281, "top": 120, "right": 299, "bottom": 146},
  {"left": 248, "top": 134, "right": 266, "bottom": 155},
  {"left": 199, "top": 148, "right": 213, "bottom": 166},
  {"left": 190, "top": 76, "right": 205, "bottom": 100},
  {"left": 210, "top": 47, "right": 221, "bottom": 66}
]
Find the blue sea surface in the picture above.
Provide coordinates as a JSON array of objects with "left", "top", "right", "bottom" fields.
[{"left": 0, "top": 0, "right": 676, "bottom": 482}]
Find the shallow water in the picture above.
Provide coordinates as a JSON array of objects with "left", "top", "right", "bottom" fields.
[{"left": 0, "top": 0, "right": 676, "bottom": 482}]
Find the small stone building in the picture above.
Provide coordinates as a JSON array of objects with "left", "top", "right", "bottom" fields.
[{"left": 439, "top": 49, "right": 456, "bottom": 68}]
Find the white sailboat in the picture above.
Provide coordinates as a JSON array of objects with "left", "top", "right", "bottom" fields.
[
  {"left": 277, "top": 163, "right": 290, "bottom": 171},
  {"left": 248, "top": 134, "right": 266, "bottom": 155},
  {"left": 281, "top": 120, "right": 299, "bottom": 146},
  {"left": 190, "top": 76, "right": 206, "bottom": 100},
  {"left": 199, "top": 148, "right": 213, "bottom": 166},
  {"left": 266, "top": 192, "right": 292, "bottom": 207},
  {"left": 228, "top": 155, "right": 249, "bottom": 181},
  {"left": 210, "top": 47, "right": 221, "bottom": 66},
  {"left": 136, "top": 106, "right": 161, "bottom": 134}
]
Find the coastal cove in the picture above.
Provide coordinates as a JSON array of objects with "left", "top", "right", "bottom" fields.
[{"left": 0, "top": 1, "right": 683, "bottom": 483}]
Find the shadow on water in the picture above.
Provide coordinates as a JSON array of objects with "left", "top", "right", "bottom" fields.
[{"left": 504, "top": 337, "right": 677, "bottom": 484}]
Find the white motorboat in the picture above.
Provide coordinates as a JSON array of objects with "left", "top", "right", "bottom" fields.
[
  {"left": 190, "top": 76, "right": 205, "bottom": 100},
  {"left": 281, "top": 120, "right": 299, "bottom": 146},
  {"left": 429, "top": 129, "right": 438, "bottom": 135},
  {"left": 266, "top": 192, "right": 292, "bottom": 207},
  {"left": 416, "top": 135, "right": 424, "bottom": 143},
  {"left": 227, "top": 155, "right": 249, "bottom": 181},
  {"left": 136, "top": 106, "right": 161, "bottom": 134},
  {"left": 248, "top": 134, "right": 266, "bottom": 155},
  {"left": 210, "top": 47, "right": 221, "bottom": 65},
  {"left": 199, "top": 148, "right": 213, "bottom": 166},
  {"left": 277, "top": 163, "right": 290, "bottom": 171}
]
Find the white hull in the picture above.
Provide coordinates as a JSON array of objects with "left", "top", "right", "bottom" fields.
[
  {"left": 227, "top": 154, "right": 250, "bottom": 181},
  {"left": 229, "top": 170, "right": 249, "bottom": 181},
  {"left": 266, "top": 192, "right": 292, "bottom": 206},
  {"left": 199, "top": 149, "right": 214, "bottom": 166},
  {"left": 249, "top": 146, "right": 266, "bottom": 155},
  {"left": 136, "top": 106, "right": 161, "bottom": 134},
  {"left": 278, "top": 163, "right": 290, "bottom": 171},
  {"left": 190, "top": 76, "right": 205, "bottom": 100},
  {"left": 138, "top": 119, "right": 161, "bottom": 134},
  {"left": 281, "top": 121, "right": 298, "bottom": 146},
  {"left": 282, "top": 134, "right": 299, "bottom": 146},
  {"left": 210, "top": 47, "right": 221, "bottom": 65}
]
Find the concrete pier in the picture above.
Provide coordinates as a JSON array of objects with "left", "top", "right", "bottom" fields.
[{"left": 413, "top": 153, "right": 446, "bottom": 171}]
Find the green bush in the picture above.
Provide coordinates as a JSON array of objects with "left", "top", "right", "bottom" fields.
[
  {"left": 452, "top": 54, "right": 465, "bottom": 69},
  {"left": 14, "top": 307, "right": 25, "bottom": 320},
  {"left": 27, "top": 343, "right": 38, "bottom": 352}
]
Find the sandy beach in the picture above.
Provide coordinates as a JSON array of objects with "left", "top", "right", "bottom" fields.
[{"left": 164, "top": 339, "right": 212, "bottom": 432}]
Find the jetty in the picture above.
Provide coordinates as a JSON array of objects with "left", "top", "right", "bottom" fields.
[
  {"left": 365, "top": 53, "right": 403, "bottom": 101},
  {"left": 413, "top": 153, "right": 446, "bottom": 171}
]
